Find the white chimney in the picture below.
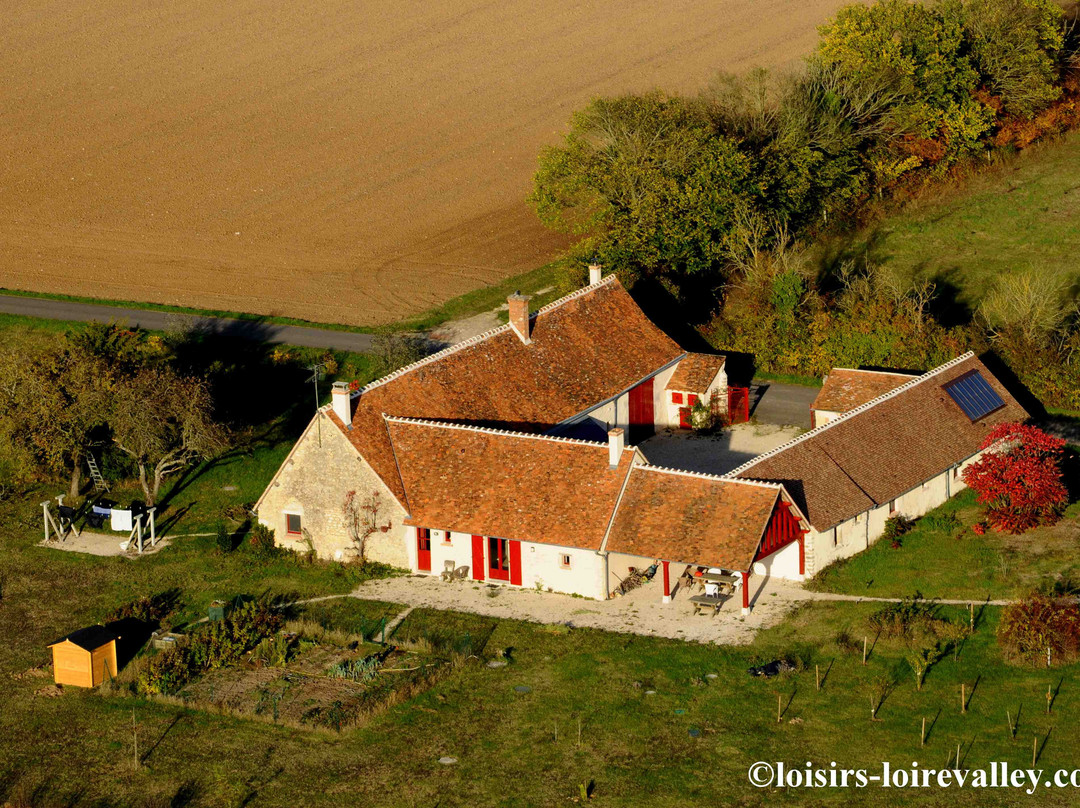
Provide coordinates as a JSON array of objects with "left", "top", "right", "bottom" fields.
[
  {"left": 508, "top": 292, "right": 532, "bottom": 344},
  {"left": 607, "top": 427, "right": 625, "bottom": 469},
  {"left": 588, "top": 264, "right": 602, "bottom": 285},
  {"left": 331, "top": 381, "right": 353, "bottom": 425}
]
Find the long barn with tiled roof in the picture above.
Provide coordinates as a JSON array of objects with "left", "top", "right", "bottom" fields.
[{"left": 731, "top": 352, "right": 1028, "bottom": 574}]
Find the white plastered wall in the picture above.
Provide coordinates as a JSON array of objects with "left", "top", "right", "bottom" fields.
[
  {"left": 752, "top": 539, "right": 803, "bottom": 581},
  {"left": 805, "top": 451, "right": 986, "bottom": 575},
  {"left": 660, "top": 365, "right": 728, "bottom": 428},
  {"left": 405, "top": 527, "right": 607, "bottom": 600}
]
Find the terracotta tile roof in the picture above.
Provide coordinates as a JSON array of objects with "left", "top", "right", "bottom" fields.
[
  {"left": 334, "top": 277, "right": 684, "bottom": 503},
  {"left": 605, "top": 468, "right": 782, "bottom": 571},
  {"left": 811, "top": 368, "right": 917, "bottom": 414},
  {"left": 731, "top": 353, "right": 1029, "bottom": 531},
  {"left": 384, "top": 417, "right": 636, "bottom": 548},
  {"left": 666, "top": 352, "right": 726, "bottom": 392}
]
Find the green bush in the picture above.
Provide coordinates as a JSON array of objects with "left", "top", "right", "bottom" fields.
[
  {"left": 137, "top": 599, "right": 283, "bottom": 695},
  {"left": 215, "top": 523, "right": 233, "bottom": 554},
  {"left": 248, "top": 522, "right": 278, "bottom": 559}
]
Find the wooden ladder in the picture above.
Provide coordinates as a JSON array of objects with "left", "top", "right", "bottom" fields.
[{"left": 86, "top": 453, "right": 109, "bottom": 492}]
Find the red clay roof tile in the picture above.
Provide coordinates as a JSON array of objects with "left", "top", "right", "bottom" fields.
[
  {"left": 666, "top": 353, "right": 726, "bottom": 393},
  {"left": 811, "top": 368, "right": 917, "bottom": 414},
  {"left": 606, "top": 468, "right": 780, "bottom": 571},
  {"left": 385, "top": 417, "right": 635, "bottom": 549},
  {"left": 335, "top": 277, "right": 683, "bottom": 503}
]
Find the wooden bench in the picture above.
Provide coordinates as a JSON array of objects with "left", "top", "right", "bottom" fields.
[{"left": 690, "top": 594, "right": 726, "bottom": 616}]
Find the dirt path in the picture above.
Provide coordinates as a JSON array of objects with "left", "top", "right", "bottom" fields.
[{"left": 0, "top": 0, "right": 853, "bottom": 326}]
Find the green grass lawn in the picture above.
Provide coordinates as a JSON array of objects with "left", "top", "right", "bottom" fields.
[
  {"left": 819, "top": 131, "right": 1080, "bottom": 313},
  {"left": 5, "top": 552, "right": 1080, "bottom": 808},
  {"left": 810, "top": 490, "right": 1080, "bottom": 601}
]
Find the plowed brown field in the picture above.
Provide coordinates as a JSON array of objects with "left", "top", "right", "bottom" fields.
[{"left": 1, "top": 0, "right": 850, "bottom": 326}]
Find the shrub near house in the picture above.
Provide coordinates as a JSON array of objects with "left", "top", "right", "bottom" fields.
[{"left": 962, "top": 423, "right": 1067, "bottom": 534}]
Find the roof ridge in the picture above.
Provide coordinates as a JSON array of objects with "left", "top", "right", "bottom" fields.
[
  {"left": 533, "top": 274, "right": 617, "bottom": 316},
  {"left": 636, "top": 463, "right": 782, "bottom": 489},
  {"left": 383, "top": 414, "right": 625, "bottom": 449},
  {"left": 726, "top": 351, "right": 977, "bottom": 478},
  {"left": 355, "top": 276, "right": 620, "bottom": 398},
  {"left": 829, "top": 367, "right": 919, "bottom": 377}
]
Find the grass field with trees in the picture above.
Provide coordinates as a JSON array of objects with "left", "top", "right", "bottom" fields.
[{"left": 533, "top": 0, "right": 1080, "bottom": 409}]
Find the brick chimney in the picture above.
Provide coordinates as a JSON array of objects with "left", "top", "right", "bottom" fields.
[
  {"left": 607, "top": 427, "right": 625, "bottom": 469},
  {"left": 588, "top": 264, "right": 602, "bottom": 285},
  {"left": 508, "top": 292, "right": 532, "bottom": 344},
  {"left": 331, "top": 381, "right": 353, "bottom": 426}
]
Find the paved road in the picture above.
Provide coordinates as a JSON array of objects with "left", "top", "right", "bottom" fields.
[
  {"left": 0, "top": 293, "right": 375, "bottom": 353},
  {"left": 749, "top": 380, "right": 820, "bottom": 430}
]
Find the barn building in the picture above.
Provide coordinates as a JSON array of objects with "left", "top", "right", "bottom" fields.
[
  {"left": 731, "top": 353, "right": 1027, "bottom": 575},
  {"left": 809, "top": 367, "right": 917, "bottom": 428}
]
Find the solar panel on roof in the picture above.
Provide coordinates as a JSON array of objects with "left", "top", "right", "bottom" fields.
[{"left": 943, "top": 371, "right": 1004, "bottom": 421}]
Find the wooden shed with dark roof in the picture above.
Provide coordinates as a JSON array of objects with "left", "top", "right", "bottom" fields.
[{"left": 49, "top": 626, "right": 119, "bottom": 688}]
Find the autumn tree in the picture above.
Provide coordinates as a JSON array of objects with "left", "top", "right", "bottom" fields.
[
  {"left": 10, "top": 341, "right": 115, "bottom": 499},
  {"left": 111, "top": 366, "right": 228, "bottom": 506},
  {"left": 962, "top": 422, "right": 1067, "bottom": 533}
]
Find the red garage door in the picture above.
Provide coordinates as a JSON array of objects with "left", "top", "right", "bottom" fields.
[{"left": 628, "top": 378, "right": 654, "bottom": 444}]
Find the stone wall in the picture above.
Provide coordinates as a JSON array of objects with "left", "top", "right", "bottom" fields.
[{"left": 256, "top": 411, "right": 409, "bottom": 567}]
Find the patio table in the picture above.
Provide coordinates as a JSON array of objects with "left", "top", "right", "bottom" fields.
[{"left": 689, "top": 594, "right": 726, "bottom": 616}]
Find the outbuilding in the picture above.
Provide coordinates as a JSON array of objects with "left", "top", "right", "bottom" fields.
[{"left": 49, "top": 626, "right": 120, "bottom": 687}]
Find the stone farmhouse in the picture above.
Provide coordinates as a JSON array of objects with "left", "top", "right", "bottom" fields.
[{"left": 256, "top": 268, "right": 1027, "bottom": 608}]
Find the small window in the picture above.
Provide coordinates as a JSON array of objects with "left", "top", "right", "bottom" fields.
[
  {"left": 688, "top": 394, "right": 699, "bottom": 406},
  {"left": 889, "top": 500, "right": 897, "bottom": 515},
  {"left": 671, "top": 392, "right": 683, "bottom": 404},
  {"left": 441, "top": 530, "right": 453, "bottom": 545},
  {"left": 560, "top": 553, "right": 572, "bottom": 569},
  {"left": 953, "top": 466, "right": 960, "bottom": 479},
  {"left": 286, "top": 513, "right": 302, "bottom": 535}
]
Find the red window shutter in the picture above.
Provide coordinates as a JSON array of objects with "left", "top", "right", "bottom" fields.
[
  {"left": 688, "top": 394, "right": 699, "bottom": 406},
  {"left": 509, "top": 540, "right": 522, "bottom": 586},
  {"left": 471, "top": 535, "right": 485, "bottom": 581},
  {"left": 671, "top": 392, "right": 683, "bottom": 404}
]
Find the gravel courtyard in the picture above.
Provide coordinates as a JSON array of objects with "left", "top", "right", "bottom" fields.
[{"left": 349, "top": 572, "right": 814, "bottom": 646}]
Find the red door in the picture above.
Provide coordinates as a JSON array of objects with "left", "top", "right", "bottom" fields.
[
  {"left": 416, "top": 528, "right": 432, "bottom": 572},
  {"left": 728, "top": 387, "right": 750, "bottom": 425},
  {"left": 471, "top": 535, "right": 485, "bottom": 581},
  {"left": 488, "top": 537, "right": 511, "bottom": 581},
  {"left": 628, "top": 378, "right": 655, "bottom": 443},
  {"left": 509, "top": 540, "right": 523, "bottom": 586}
]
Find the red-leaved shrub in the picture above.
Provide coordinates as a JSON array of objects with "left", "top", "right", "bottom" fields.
[{"left": 962, "top": 423, "right": 1067, "bottom": 534}]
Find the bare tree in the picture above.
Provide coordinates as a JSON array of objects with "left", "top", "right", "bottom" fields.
[
  {"left": 342, "top": 489, "right": 391, "bottom": 560},
  {"left": 111, "top": 367, "right": 228, "bottom": 506},
  {"left": 980, "top": 269, "right": 1075, "bottom": 344}
]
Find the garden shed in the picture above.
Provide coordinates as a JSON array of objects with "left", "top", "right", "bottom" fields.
[{"left": 48, "top": 625, "right": 120, "bottom": 687}]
